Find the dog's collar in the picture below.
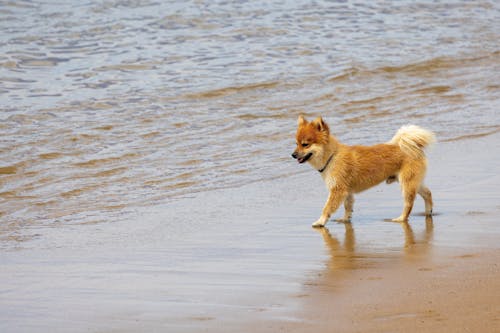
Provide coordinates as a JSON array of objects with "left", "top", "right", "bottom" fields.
[{"left": 318, "top": 154, "right": 334, "bottom": 173}]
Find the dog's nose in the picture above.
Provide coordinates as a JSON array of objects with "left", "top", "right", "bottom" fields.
[{"left": 291, "top": 152, "right": 298, "bottom": 159}]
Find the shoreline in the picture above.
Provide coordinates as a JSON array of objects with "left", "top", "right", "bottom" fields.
[{"left": 1, "top": 133, "right": 499, "bottom": 332}]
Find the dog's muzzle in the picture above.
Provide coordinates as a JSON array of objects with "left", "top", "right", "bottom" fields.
[{"left": 292, "top": 152, "right": 312, "bottom": 164}]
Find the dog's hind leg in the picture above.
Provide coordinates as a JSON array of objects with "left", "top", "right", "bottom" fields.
[
  {"left": 392, "top": 159, "right": 428, "bottom": 222},
  {"left": 392, "top": 186, "right": 417, "bottom": 222},
  {"left": 392, "top": 170, "right": 420, "bottom": 222},
  {"left": 335, "top": 193, "right": 354, "bottom": 222},
  {"left": 418, "top": 185, "right": 433, "bottom": 216}
]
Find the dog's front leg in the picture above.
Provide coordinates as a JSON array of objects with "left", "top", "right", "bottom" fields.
[
  {"left": 312, "top": 188, "right": 347, "bottom": 228},
  {"left": 335, "top": 193, "right": 354, "bottom": 222}
]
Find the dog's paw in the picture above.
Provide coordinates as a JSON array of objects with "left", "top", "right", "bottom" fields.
[
  {"left": 312, "top": 219, "right": 326, "bottom": 228},
  {"left": 391, "top": 216, "right": 408, "bottom": 223},
  {"left": 334, "top": 217, "right": 351, "bottom": 223}
]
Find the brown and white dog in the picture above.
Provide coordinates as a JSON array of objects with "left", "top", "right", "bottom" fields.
[{"left": 292, "top": 115, "right": 435, "bottom": 227}]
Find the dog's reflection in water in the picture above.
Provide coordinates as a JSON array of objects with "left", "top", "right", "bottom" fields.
[
  {"left": 401, "top": 216, "right": 434, "bottom": 261},
  {"left": 316, "top": 217, "right": 434, "bottom": 275},
  {"left": 315, "top": 222, "right": 358, "bottom": 273}
]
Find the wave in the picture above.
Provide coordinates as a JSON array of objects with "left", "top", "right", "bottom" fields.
[
  {"left": 183, "top": 81, "right": 280, "bottom": 99},
  {"left": 328, "top": 51, "right": 500, "bottom": 83}
]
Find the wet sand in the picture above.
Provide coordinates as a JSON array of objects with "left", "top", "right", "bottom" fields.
[
  {"left": 1, "top": 132, "right": 499, "bottom": 332},
  {"left": 293, "top": 246, "right": 500, "bottom": 333}
]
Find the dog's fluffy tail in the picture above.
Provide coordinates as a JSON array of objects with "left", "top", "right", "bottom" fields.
[{"left": 389, "top": 125, "right": 436, "bottom": 159}]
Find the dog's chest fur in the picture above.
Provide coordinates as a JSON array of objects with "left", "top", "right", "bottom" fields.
[{"left": 320, "top": 159, "right": 336, "bottom": 190}]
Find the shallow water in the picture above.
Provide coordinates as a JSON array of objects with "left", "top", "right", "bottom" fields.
[{"left": 1, "top": 1, "right": 499, "bottom": 240}]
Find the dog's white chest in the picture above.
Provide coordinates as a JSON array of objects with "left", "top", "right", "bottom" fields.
[
  {"left": 319, "top": 157, "right": 336, "bottom": 190},
  {"left": 322, "top": 173, "right": 336, "bottom": 190}
]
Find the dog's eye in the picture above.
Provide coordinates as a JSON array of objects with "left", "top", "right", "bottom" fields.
[{"left": 301, "top": 143, "right": 309, "bottom": 147}]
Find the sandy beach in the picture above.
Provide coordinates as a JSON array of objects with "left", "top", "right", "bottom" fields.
[{"left": 1, "top": 130, "right": 499, "bottom": 333}]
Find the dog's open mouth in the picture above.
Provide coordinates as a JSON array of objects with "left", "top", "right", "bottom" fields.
[{"left": 298, "top": 153, "right": 312, "bottom": 164}]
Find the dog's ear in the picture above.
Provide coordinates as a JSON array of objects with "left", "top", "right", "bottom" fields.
[
  {"left": 312, "top": 116, "right": 329, "bottom": 133},
  {"left": 297, "top": 115, "right": 307, "bottom": 126}
]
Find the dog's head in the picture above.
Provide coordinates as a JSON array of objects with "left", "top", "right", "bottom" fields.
[{"left": 291, "top": 115, "right": 330, "bottom": 165}]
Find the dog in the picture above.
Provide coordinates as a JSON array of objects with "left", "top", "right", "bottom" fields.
[{"left": 292, "top": 115, "right": 435, "bottom": 227}]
